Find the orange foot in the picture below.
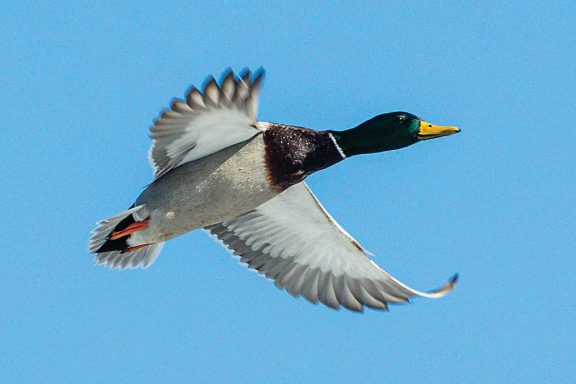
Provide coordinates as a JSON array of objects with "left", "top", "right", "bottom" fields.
[{"left": 110, "top": 218, "right": 150, "bottom": 240}]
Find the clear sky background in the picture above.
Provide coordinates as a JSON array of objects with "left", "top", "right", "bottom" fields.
[{"left": 1, "top": 1, "right": 574, "bottom": 383}]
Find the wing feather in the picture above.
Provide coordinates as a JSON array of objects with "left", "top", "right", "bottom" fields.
[
  {"left": 207, "top": 182, "right": 457, "bottom": 312},
  {"left": 149, "top": 69, "right": 265, "bottom": 179}
]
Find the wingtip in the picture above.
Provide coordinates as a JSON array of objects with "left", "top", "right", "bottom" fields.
[
  {"left": 220, "top": 66, "right": 234, "bottom": 79},
  {"left": 238, "top": 67, "right": 251, "bottom": 82},
  {"left": 429, "top": 273, "right": 459, "bottom": 297},
  {"left": 450, "top": 273, "right": 459, "bottom": 286},
  {"left": 252, "top": 67, "right": 266, "bottom": 83},
  {"left": 235, "top": 67, "right": 265, "bottom": 83},
  {"left": 202, "top": 76, "right": 218, "bottom": 92}
]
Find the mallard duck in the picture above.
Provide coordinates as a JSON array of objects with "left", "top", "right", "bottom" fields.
[{"left": 89, "top": 69, "right": 460, "bottom": 312}]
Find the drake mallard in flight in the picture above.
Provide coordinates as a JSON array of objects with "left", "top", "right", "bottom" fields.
[{"left": 89, "top": 69, "right": 460, "bottom": 312}]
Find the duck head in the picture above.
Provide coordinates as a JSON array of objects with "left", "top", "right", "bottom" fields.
[{"left": 330, "top": 112, "right": 460, "bottom": 157}]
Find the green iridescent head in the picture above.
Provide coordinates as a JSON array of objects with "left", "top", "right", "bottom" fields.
[{"left": 330, "top": 112, "right": 460, "bottom": 157}]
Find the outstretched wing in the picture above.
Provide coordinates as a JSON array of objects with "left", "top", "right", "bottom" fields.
[
  {"left": 206, "top": 182, "right": 457, "bottom": 312},
  {"left": 149, "top": 69, "right": 265, "bottom": 179}
]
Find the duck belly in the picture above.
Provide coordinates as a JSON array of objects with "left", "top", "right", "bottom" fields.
[{"left": 133, "top": 135, "right": 277, "bottom": 243}]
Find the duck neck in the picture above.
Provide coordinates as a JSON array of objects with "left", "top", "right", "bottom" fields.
[{"left": 327, "top": 127, "right": 382, "bottom": 157}]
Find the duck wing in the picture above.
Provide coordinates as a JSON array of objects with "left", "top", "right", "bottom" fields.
[
  {"left": 206, "top": 182, "right": 457, "bottom": 312},
  {"left": 149, "top": 69, "right": 265, "bottom": 179}
]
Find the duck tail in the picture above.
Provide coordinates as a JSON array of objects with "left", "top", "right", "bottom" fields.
[{"left": 88, "top": 205, "right": 164, "bottom": 269}]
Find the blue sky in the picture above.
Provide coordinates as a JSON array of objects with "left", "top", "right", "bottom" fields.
[{"left": 1, "top": 1, "right": 574, "bottom": 383}]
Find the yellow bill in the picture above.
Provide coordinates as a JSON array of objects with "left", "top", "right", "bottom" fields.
[{"left": 417, "top": 120, "right": 460, "bottom": 140}]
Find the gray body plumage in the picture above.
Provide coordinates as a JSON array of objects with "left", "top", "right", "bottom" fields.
[{"left": 131, "top": 135, "right": 275, "bottom": 246}]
